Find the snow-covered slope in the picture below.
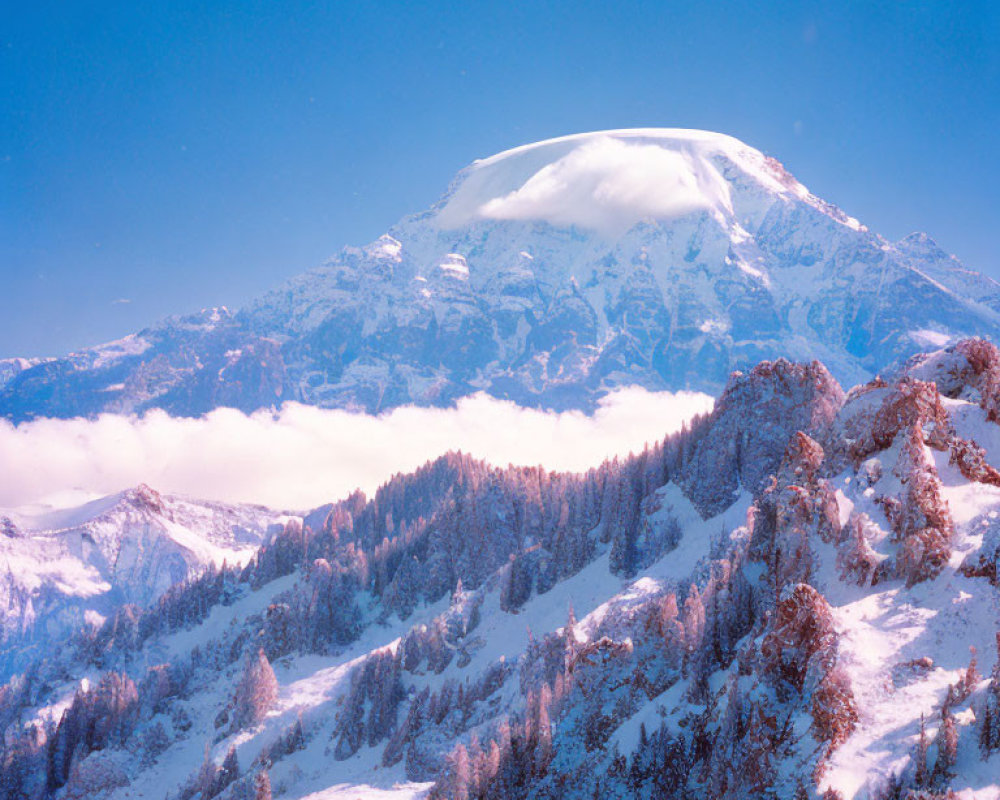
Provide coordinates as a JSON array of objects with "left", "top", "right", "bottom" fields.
[
  {"left": 5, "top": 341, "right": 1000, "bottom": 799},
  {"left": 0, "top": 485, "right": 292, "bottom": 660},
  {"left": 4, "top": 129, "right": 1000, "bottom": 421}
]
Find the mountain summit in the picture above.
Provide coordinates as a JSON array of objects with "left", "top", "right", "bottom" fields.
[
  {"left": 434, "top": 129, "right": 857, "bottom": 234},
  {"left": 4, "top": 129, "right": 999, "bottom": 419}
]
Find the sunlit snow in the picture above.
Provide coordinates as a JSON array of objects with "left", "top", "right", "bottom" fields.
[{"left": 434, "top": 128, "right": 840, "bottom": 235}]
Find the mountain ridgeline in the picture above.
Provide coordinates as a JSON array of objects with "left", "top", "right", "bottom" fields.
[
  {"left": 4, "top": 340, "right": 1000, "bottom": 798},
  {"left": 3, "top": 129, "right": 1000, "bottom": 421}
]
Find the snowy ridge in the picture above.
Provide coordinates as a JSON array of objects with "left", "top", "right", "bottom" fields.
[
  {"left": 811, "top": 397, "right": 1000, "bottom": 797},
  {"left": 0, "top": 485, "right": 293, "bottom": 660}
]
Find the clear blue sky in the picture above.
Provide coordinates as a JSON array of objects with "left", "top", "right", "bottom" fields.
[{"left": 2, "top": 0, "right": 998, "bottom": 358}]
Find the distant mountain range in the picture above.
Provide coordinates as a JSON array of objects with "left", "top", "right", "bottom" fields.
[{"left": 3, "top": 129, "right": 999, "bottom": 421}]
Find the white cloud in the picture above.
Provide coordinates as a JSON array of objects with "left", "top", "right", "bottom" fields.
[
  {"left": 0, "top": 389, "right": 713, "bottom": 512},
  {"left": 479, "top": 138, "right": 730, "bottom": 234},
  {"left": 437, "top": 133, "right": 735, "bottom": 235}
]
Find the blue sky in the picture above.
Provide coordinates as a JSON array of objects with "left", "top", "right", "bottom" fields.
[{"left": 2, "top": 0, "right": 998, "bottom": 358}]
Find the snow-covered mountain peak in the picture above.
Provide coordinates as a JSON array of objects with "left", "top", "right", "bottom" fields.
[
  {"left": 4, "top": 484, "right": 170, "bottom": 534},
  {"left": 2, "top": 131, "right": 997, "bottom": 420},
  {"left": 0, "top": 486, "right": 295, "bottom": 655},
  {"left": 433, "top": 128, "right": 858, "bottom": 235}
]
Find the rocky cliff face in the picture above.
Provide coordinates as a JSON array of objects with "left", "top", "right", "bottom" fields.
[{"left": 3, "top": 130, "right": 1000, "bottom": 421}]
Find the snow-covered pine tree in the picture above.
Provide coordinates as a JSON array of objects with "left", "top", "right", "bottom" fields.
[
  {"left": 254, "top": 769, "right": 272, "bottom": 800},
  {"left": 914, "top": 713, "right": 929, "bottom": 787},
  {"left": 956, "top": 646, "right": 980, "bottom": 702},
  {"left": 979, "top": 633, "right": 1000, "bottom": 757},
  {"left": 933, "top": 699, "right": 959, "bottom": 785},
  {"left": 231, "top": 649, "right": 279, "bottom": 730}
]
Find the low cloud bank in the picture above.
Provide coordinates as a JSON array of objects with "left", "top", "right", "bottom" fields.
[{"left": 0, "top": 388, "right": 714, "bottom": 511}]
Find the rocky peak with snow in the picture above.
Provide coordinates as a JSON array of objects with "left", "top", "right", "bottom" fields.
[
  {"left": 3, "top": 129, "right": 1000, "bottom": 421},
  {"left": 0, "top": 487, "right": 293, "bottom": 661}
]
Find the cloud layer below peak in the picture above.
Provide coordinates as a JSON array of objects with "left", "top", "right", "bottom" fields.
[{"left": 0, "top": 388, "right": 714, "bottom": 512}]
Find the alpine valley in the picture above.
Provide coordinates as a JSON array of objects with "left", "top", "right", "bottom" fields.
[{"left": 3, "top": 131, "right": 1000, "bottom": 800}]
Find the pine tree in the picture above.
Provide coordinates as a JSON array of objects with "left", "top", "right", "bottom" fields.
[
  {"left": 981, "top": 699, "right": 995, "bottom": 759},
  {"left": 959, "top": 645, "right": 980, "bottom": 701},
  {"left": 564, "top": 602, "right": 577, "bottom": 641},
  {"left": 192, "top": 743, "right": 218, "bottom": 800},
  {"left": 286, "top": 714, "right": 305, "bottom": 753},
  {"left": 535, "top": 690, "right": 553, "bottom": 776},
  {"left": 232, "top": 649, "right": 279, "bottom": 730},
  {"left": 720, "top": 677, "right": 746, "bottom": 749},
  {"left": 741, "top": 703, "right": 775, "bottom": 793},
  {"left": 681, "top": 584, "right": 706, "bottom": 657},
  {"left": 448, "top": 743, "right": 471, "bottom": 800},
  {"left": 981, "top": 638, "right": 1000, "bottom": 758},
  {"left": 914, "top": 713, "right": 928, "bottom": 787},
  {"left": 254, "top": 768, "right": 273, "bottom": 800},
  {"left": 563, "top": 604, "right": 578, "bottom": 676},
  {"left": 215, "top": 746, "right": 239, "bottom": 795},
  {"left": 933, "top": 701, "right": 958, "bottom": 784}
]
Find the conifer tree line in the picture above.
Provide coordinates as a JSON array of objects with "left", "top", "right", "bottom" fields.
[
  {"left": 0, "top": 415, "right": 713, "bottom": 800},
  {"left": 49, "top": 413, "right": 710, "bottom": 677},
  {"left": 416, "top": 413, "right": 996, "bottom": 800}
]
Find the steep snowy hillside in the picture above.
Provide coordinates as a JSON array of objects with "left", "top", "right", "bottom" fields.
[
  {"left": 0, "top": 485, "right": 293, "bottom": 672},
  {"left": 3, "top": 129, "right": 1000, "bottom": 421},
  {"left": 4, "top": 341, "right": 1000, "bottom": 799}
]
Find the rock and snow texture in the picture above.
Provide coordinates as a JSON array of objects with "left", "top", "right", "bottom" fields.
[{"left": 4, "top": 129, "right": 1000, "bottom": 421}]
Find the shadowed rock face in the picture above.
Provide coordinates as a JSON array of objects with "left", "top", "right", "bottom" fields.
[{"left": 4, "top": 130, "right": 1000, "bottom": 422}]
